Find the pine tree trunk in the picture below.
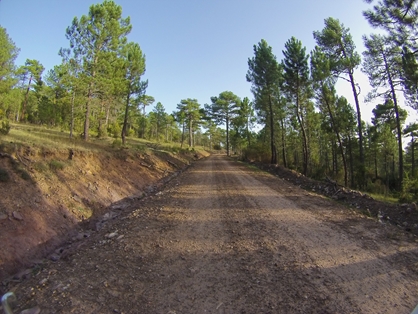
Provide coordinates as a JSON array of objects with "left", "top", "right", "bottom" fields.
[
  {"left": 348, "top": 135, "right": 355, "bottom": 188},
  {"left": 268, "top": 94, "right": 277, "bottom": 164},
  {"left": 341, "top": 45, "right": 365, "bottom": 187},
  {"left": 280, "top": 118, "right": 287, "bottom": 168},
  {"left": 348, "top": 72, "right": 365, "bottom": 185},
  {"left": 70, "top": 91, "right": 75, "bottom": 139},
  {"left": 21, "top": 75, "right": 33, "bottom": 122},
  {"left": 385, "top": 154, "right": 388, "bottom": 191},
  {"left": 246, "top": 118, "right": 251, "bottom": 146},
  {"left": 412, "top": 136, "right": 415, "bottom": 177},
  {"left": 295, "top": 91, "right": 308, "bottom": 176},
  {"left": 335, "top": 141, "right": 339, "bottom": 175},
  {"left": 142, "top": 105, "right": 146, "bottom": 139},
  {"left": 323, "top": 86, "right": 348, "bottom": 186},
  {"left": 84, "top": 86, "right": 91, "bottom": 141},
  {"left": 84, "top": 56, "right": 98, "bottom": 141},
  {"left": 226, "top": 117, "right": 230, "bottom": 156},
  {"left": 121, "top": 90, "right": 131, "bottom": 146},
  {"left": 188, "top": 117, "right": 193, "bottom": 147},
  {"left": 383, "top": 52, "right": 403, "bottom": 189},
  {"left": 105, "top": 102, "right": 110, "bottom": 127},
  {"left": 181, "top": 121, "right": 185, "bottom": 148}
]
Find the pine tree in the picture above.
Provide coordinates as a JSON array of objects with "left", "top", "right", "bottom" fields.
[
  {"left": 247, "top": 39, "right": 282, "bottom": 164},
  {"left": 209, "top": 91, "right": 241, "bottom": 156},
  {"left": 62, "top": 0, "right": 131, "bottom": 140},
  {"left": 363, "top": 34, "right": 406, "bottom": 188},
  {"left": 137, "top": 94, "right": 155, "bottom": 138},
  {"left": 152, "top": 102, "right": 166, "bottom": 141},
  {"left": 404, "top": 122, "right": 418, "bottom": 176},
  {"left": 371, "top": 99, "right": 405, "bottom": 190},
  {"left": 120, "top": 42, "right": 146, "bottom": 145},
  {"left": 177, "top": 99, "right": 201, "bottom": 147},
  {"left": 236, "top": 97, "right": 256, "bottom": 147},
  {"left": 363, "top": 0, "right": 418, "bottom": 49},
  {"left": 311, "top": 46, "right": 349, "bottom": 186},
  {"left": 314, "top": 18, "right": 364, "bottom": 186},
  {"left": 20, "top": 59, "right": 44, "bottom": 122},
  {"left": 282, "top": 37, "right": 311, "bottom": 176},
  {"left": 0, "top": 26, "right": 19, "bottom": 97}
]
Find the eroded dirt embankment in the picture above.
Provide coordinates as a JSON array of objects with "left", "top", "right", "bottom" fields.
[
  {"left": 0, "top": 145, "right": 207, "bottom": 283},
  {"left": 4, "top": 155, "right": 418, "bottom": 314}
]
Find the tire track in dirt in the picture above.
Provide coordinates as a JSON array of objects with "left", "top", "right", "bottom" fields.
[
  {"left": 5, "top": 155, "right": 418, "bottom": 314},
  {"left": 225, "top": 159, "right": 418, "bottom": 313}
]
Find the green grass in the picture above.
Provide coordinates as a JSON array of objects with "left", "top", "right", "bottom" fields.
[
  {"left": 111, "top": 138, "right": 123, "bottom": 148},
  {"left": 2, "top": 123, "right": 116, "bottom": 152},
  {"left": 33, "top": 161, "right": 49, "bottom": 173},
  {"left": 1, "top": 123, "right": 209, "bottom": 165},
  {"left": 2, "top": 123, "right": 190, "bottom": 157},
  {"left": 367, "top": 192, "right": 399, "bottom": 204},
  {"left": 134, "top": 144, "right": 148, "bottom": 153},
  {"left": 49, "top": 160, "right": 66, "bottom": 171}
]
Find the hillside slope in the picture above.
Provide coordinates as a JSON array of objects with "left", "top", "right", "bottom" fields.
[{"left": 0, "top": 138, "right": 208, "bottom": 282}]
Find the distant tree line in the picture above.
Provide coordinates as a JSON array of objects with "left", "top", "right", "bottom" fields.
[{"left": 1, "top": 0, "right": 418, "bottom": 201}]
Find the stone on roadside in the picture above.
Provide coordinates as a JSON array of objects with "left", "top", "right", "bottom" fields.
[
  {"left": 13, "top": 211, "right": 23, "bottom": 221},
  {"left": 49, "top": 253, "right": 60, "bottom": 262},
  {"left": 106, "top": 231, "right": 118, "bottom": 239}
]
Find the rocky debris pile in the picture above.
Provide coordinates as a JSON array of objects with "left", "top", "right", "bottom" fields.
[{"left": 254, "top": 162, "right": 418, "bottom": 236}]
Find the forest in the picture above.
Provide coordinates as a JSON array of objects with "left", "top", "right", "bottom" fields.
[{"left": 1, "top": 0, "right": 418, "bottom": 201}]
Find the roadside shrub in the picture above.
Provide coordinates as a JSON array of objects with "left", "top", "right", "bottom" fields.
[
  {"left": 15, "top": 166, "right": 31, "bottom": 181},
  {"left": 112, "top": 139, "right": 122, "bottom": 148},
  {"left": 5, "top": 158, "right": 33, "bottom": 181},
  {"left": 49, "top": 160, "right": 65, "bottom": 171},
  {"left": 107, "top": 122, "right": 121, "bottom": 138},
  {"left": 136, "top": 144, "right": 147, "bottom": 153},
  {"left": 169, "top": 146, "right": 180, "bottom": 154},
  {"left": 399, "top": 174, "right": 418, "bottom": 203},
  {"left": 97, "top": 124, "right": 108, "bottom": 138},
  {"left": 34, "top": 161, "right": 49, "bottom": 173},
  {"left": 0, "top": 168, "right": 10, "bottom": 182},
  {"left": 0, "top": 120, "right": 11, "bottom": 135},
  {"left": 242, "top": 142, "right": 270, "bottom": 163},
  {"left": 213, "top": 144, "right": 222, "bottom": 150}
]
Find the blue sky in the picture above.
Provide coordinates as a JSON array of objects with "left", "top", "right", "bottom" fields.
[{"left": 0, "top": 0, "right": 413, "bottom": 123}]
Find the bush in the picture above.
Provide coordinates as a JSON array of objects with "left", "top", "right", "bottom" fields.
[
  {"left": 34, "top": 161, "right": 49, "bottom": 173},
  {"left": 242, "top": 142, "right": 270, "bottom": 163},
  {"left": 107, "top": 122, "right": 121, "bottom": 138},
  {"left": 399, "top": 174, "right": 418, "bottom": 203},
  {"left": 213, "top": 144, "right": 222, "bottom": 150},
  {"left": 49, "top": 160, "right": 66, "bottom": 171},
  {"left": 0, "top": 168, "right": 10, "bottom": 182},
  {"left": 97, "top": 124, "right": 108, "bottom": 138},
  {"left": 0, "top": 120, "right": 11, "bottom": 135},
  {"left": 136, "top": 144, "right": 147, "bottom": 153},
  {"left": 169, "top": 146, "right": 180, "bottom": 154},
  {"left": 112, "top": 139, "right": 122, "bottom": 148},
  {"left": 3, "top": 158, "right": 31, "bottom": 181},
  {"left": 15, "top": 166, "right": 31, "bottom": 181}
]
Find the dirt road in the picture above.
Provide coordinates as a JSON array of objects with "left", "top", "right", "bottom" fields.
[{"left": 5, "top": 155, "right": 418, "bottom": 313}]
